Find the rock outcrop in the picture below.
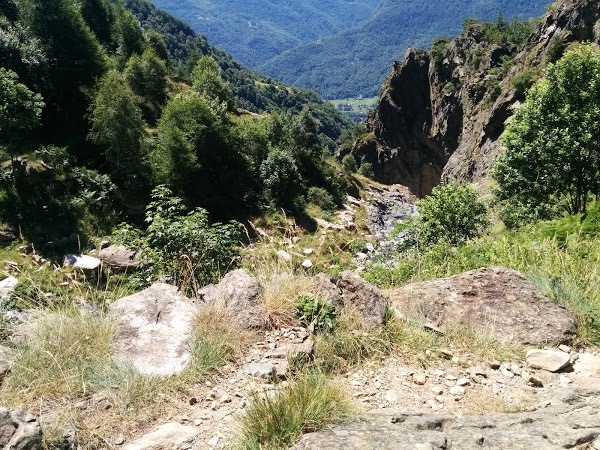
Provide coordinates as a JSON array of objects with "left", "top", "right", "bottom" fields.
[
  {"left": 97, "top": 245, "right": 141, "bottom": 270},
  {"left": 312, "top": 271, "right": 389, "bottom": 327},
  {"left": 198, "top": 269, "right": 266, "bottom": 329},
  {"left": 388, "top": 267, "right": 577, "bottom": 345},
  {"left": 0, "top": 408, "right": 42, "bottom": 450},
  {"left": 295, "top": 388, "right": 600, "bottom": 449},
  {"left": 110, "top": 283, "right": 197, "bottom": 376},
  {"left": 353, "top": 0, "right": 600, "bottom": 196}
]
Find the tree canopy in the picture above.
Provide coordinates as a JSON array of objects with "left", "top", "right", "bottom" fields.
[{"left": 494, "top": 44, "right": 600, "bottom": 225}]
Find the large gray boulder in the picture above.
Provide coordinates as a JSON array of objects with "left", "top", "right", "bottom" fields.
[
  {"left": 110, "top": 283, "right": 197, "bottom": 376},
  {"left": 312, "top": 271, "right": 389, "bottom": 327},
  {"left": 295, "top": 388, "right": 600, "bottom": 449},
  {"left": 388, "top": 267, "right": 577, "bottom": 345},
  {"left": 0, "top": 408, "right": 41, "bottom": 450},
  {"left": 198, "top": 269, "right": 266, "bottom": 329},
  {"left": 97, "top": 245, "right": 141, "bottom": 270}
]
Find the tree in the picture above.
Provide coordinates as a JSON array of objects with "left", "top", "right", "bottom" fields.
[
  {"left": 494, "top": 44, "right": 600, "bottom": 223},
  {"left": 114, "top": 8, "right": 145, "bottom": 61},
  {"left": 0, "top": 68, "right": 44, "bottom": 156},
  {"left": 397, "top": 183, "right": 489, "bottom": 250},
  {"left": 79, "top": 0, "right": 112, "bottom": 45},
  {"left": 191, "top": 56, "right": 235, "bottom": 111},
  {"left": 260, "top": 149, "right": 304, "bottom": 210},
  {"left": 145, "top": 30, "right": 170, "bottom": 64},
  {"left": 88, "top": 70, "right": 147, "bottom": 188},
  {"left": 124, "top": 48, "right": 168, "bottom": 114}
]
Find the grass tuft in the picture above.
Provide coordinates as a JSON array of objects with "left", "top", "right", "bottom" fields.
[{"left": 238, "top": 373, "right": 352, "bottom": 449}]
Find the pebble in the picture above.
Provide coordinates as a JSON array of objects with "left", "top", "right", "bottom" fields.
[
  {"left": 456, "top": 377, "right": 470, "bottom": 387},
  {"left": 431, "top": 386, "right": 444, "bottom": 395},
  {"left": 449, "top": 386, "right": 465, "bottom": 396},
  {"left": 208, "top": 436, "right": 220, "bottom": 447},
  {"left": 412, "top": 374, "right": 427, "bottom": 385},
  {"left": 500, "top": 366, "right": 514, "bottom": 378},
  {"left": 559, "top": 344, "right": 571, "bottom": 353}
]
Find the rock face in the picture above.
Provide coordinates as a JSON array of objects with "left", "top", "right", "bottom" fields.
[
  {"left": 123, "top": 423, "right": 197, "bottom": 450},
  {"left": 294, "top": 388, "right": 600, "bottom": 449},
  {"left": 110, "top": 283, "right": 197, "bottom": 376},
  {"left": 0, "top": 408, "right": 42, "bottom": 450},
  {"left": 353, "top": 0, "right": 600, "bottom": 195},
  {"left": 388, "top": 267, "right": 577, "bottom": 345},
  {"left": 312, "top": 271, "right": 389, "bottom": 327},
  {"left": 198, "top": 269, "right": 266, "bottom": 329},
  {"left": 97, "top": 245, "right": 141, "bottom": 270}
]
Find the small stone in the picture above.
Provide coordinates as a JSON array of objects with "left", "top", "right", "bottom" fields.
[
  {"left": 302, "top": 259, "right": 313, "bottom": 269},
  {"left": 188, "top": 397, "right": 198, "bottom": 406},
  {"left": 365, "top": 243, "right": 375, "bottom": 252},
  {"left": 194, "top": 419, "right": 203, "bottom": 426},
  {"left": 470, "top": 367, "right": 487, "bottom": 378},
  {"left": 489, "top": 361, "right": 501, "bottom": 370},
  {"left": 499, "top": 366, "right": 514, "bottom": 378},
  {"left": 528, "top": 375, "right": 544, "bottom": 387},
  {"left": 445, "top": 374, "right": 458, "bottom": 381},
  {"left": 219, "top": 393, "right": 231, "bottom": 404},
  {"left": 431, "top": 386, "right": 444, "bottom": 395},
  {"left": 385, "top": 390, "right": 403, "bottom": 403},
  {"left": 244, "top": 363, "right": 276, "bottom": 380},
  {"left": 114, "top": 436, "right": 125, "bottom": 445},
  {"left": 510, "top": 363, "right": 522, "bottom": 376},
  {"left": 558, "top": 344, "right": 571, "bottom": 353},
  {"left": 412, "top": 373, "right": 427, "bottom": 385},
  {"left": 433, "top": 369, "right": 446, "bottom": 377},
  {"left": 592, "top": 436, "right": 600, "bottom": 450},
  {"left": 303, "top": 248, "right": 314, "bottom": 255},
  {"left": 527, "top": 349, "right": 571, "bottom": 372},
  {"left": 208, "top": 436, "right": 220, "bottom": 447},
  {"left": 427, "top": 399, "right": 438, "bottom": 410},
  {"left": 451, "top": 356, "right": 460, "bottom": 364},
  {"left": 456, "top": 377, "right": 470, "bottom": 387},
  {"left": 449, "top": 385, "right": 465, "bottom": 396}
]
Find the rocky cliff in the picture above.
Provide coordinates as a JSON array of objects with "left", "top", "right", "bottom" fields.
[{"left": 353, "top": 0, "right": 600, "bottom": 197}]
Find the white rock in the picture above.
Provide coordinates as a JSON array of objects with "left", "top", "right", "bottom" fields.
[
  {"left": 0, "top": 276, "right": 18, "bottom": 301},
  {"left": 456, "top": 377, "right": 470, "bottom": 386},
  {"left": 573, "top": 352, "right": 600, "bottom": 377},
  {"left": 558, "top": 344, "right": 571, "bottom": 353},
  {"left": 302, "top": 259, "right": 313, "bottom": 269},
  {"left": 431, "top": 386, "right": 444, "bottom": 395},
  {"left": 63, "top": 254, "right": 101, "bottom": 270},
  {"left": 449, "top": 386, "right": 465, "bottom": 396},
  {"left": 385, "top": 390, "right": 403, "bottom": 403},
  {"left": 527, "top": 349, "right": 571, "bottom": 373},
  {"left": 303, "top": 248, "right": 314, "bottom": 255},
  {"left": 244, "top": 363, "right": 276, "bottom": 380}
]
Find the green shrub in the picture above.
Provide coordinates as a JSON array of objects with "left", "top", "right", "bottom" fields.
[
  {"left": 357, "top": 162, "right": 374, "bottom": 178},
  {"left": 397, "top": 183, "right": 489, "bottom": 251},
  {"left": 115, "top": 186, "right": 243, "bottom": 293},
  {"left": 296, "top": 295, "right": 337, "bottom": 334},
  {"left": 431, "top": 37, "right": 451, "bottom": 64},
  {"left": 511, "top": 69, "right": 538, "bottom": 96},
  {"left": 306, "top": 186, "right": 336, "bottom": 212},
  {"left": 341, "top": 153, "right": 357, "bottom": 173}
]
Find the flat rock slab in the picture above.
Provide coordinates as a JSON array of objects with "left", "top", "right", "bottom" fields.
[
  {"left": 110, "top": 283, "right": 196, "bottom": 376},
  {"left": 527, "top": 349, "right": 571, "bottom": 372},
  {"left": 388, "top": 267, "right": 577, "bottom": 345},
  {"left": 295, "top": 388, "right": 600, "bottom": 449},
  {"left": 123, "top": 423, "right": 197, "bottom": 450}
]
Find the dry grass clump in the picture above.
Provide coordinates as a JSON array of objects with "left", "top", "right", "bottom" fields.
[
  {"left": 462, "top": 388, "right": 538, "bottom": 415},
  {"left": 238, "top": 373, "right": 353, "bottom": 450},
  {"left": 260, "top": 272, "right": 312, "bottom": 326}
]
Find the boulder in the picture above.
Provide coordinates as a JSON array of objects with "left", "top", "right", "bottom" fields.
[
  {"left": 0, "top": 276, "right": 18, "bottom": 302},
  {"left": 97, "top": 245, "right": 141, "bottom": 270},
  {"left": 527, "top": 349, "right": 571, "bottom": 373},
  {"left": 0, "top": 229, "right": 17, "bottom": 243},
  {"left": 198, "top": 269, "right": 266, "bottom": 329},
  {"left": 0, "top": 408, "right": 42, "bottom": 450},
  {"left": 294, "top": 388, "right": 600, "bottom": 450},
  {"left": 388, "top": 267, "right": 577, "bottom": 345},
  {"left": 110, "top": 283, "right": 196, "bottom": 376},
  {"left": 63, "top": 254, "right": 101, "bottom": 271},
  {"left": 335, "top": 271, "right": 389, "bottom": 327},
  {"left": 123, "top": 423, "right": 197, "bottom": 450}
]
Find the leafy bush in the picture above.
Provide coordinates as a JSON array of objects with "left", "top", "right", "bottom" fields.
[
  {"left": 296, "top": 295, "right": 337, "bottom": 334},
  {"left": 260, "top": 149, "right": 304, "bottom": 210},
  {"left": 306, "top": 187, "right": 336, "bottom": 212},
  {"left": 494, "top": 44, "right": 600, "bottom": 220},
  {"left": 115, "top": 186, "right": 243, "bottom": 293},
  {"left": 357, "top": 161, "right": 374, "bottom": 178},
  {"left": 341, "top": 153, "right": 357, "bottom": 173},
  {"left": 397, "top": 184, "right": 489, "bottom": 251},
  {"left": 511, "top": 69, "right": 538, "bottom": 96}
]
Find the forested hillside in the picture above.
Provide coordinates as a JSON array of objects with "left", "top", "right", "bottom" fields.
[
  {"left": 149, "top": 0, "right": 380, "bottom": 68},
  {"left": 0, "top": 0, "right": 352, "bottom": 241},
  {"left": 261, "top": 0, "right": 550, "bottom": 99}
]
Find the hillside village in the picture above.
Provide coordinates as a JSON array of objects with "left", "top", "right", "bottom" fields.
[{"left": 1, "top": 0, "right": 600, "bottom": 449}]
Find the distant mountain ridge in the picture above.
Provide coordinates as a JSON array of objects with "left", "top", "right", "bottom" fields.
[
  {"left": 148, "top": 0, "right": 381, "bottom": 68},
  {"left": 260, "top": 0, "right": 551, "bottom": 99}
]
